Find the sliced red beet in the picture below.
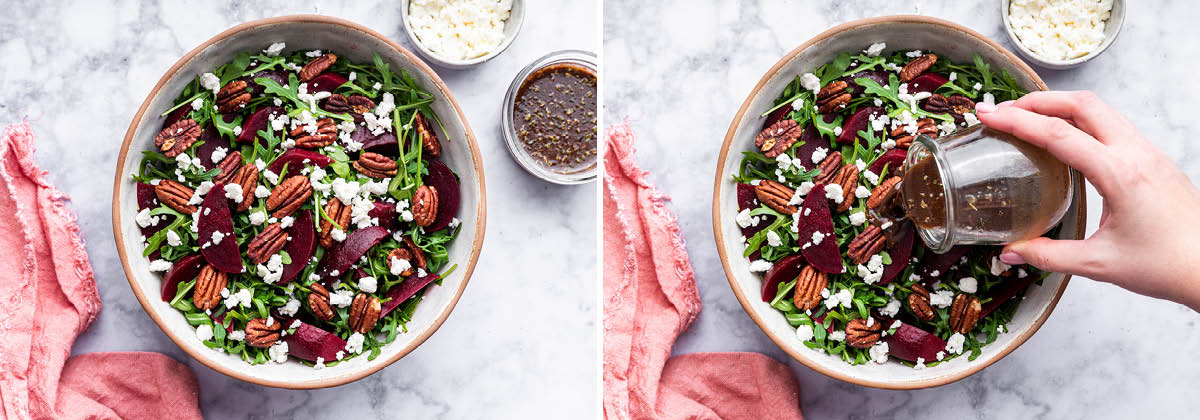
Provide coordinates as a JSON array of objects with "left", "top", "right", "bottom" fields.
[
  {"left": 209, "top": 313, "right": 236, "bottom": 333},
  {"left": 136, "top": 183, "right": 166, "bottom": 259},
  {"left": 762, "top": 105, "right": 792, "bottom": 131},
  {"left": 278, "top": 210, "right": 315, "bottom": 285},
  {"left": 836, "top": 106, "right": 883, "bottom": 145},
  {"left": 162, "top": 106, "right": 191, "bottom": 131},
  {"left": 267, "top": 149, "right": 333, "bottom": 175},
  {"left": 351, "top": 126, "right": 401, "bottom": 156},
  {"left": 908, "top": 73, "right": 949, "bottom": 94},
  {"left": 798, "top": 183, "right": 843, "bottom": 274},
  {"left": 981, "top": 274, "right": 1039, "bottom": 317},
  {"left": 844, "top": 70, "right": 890, "bottom": 91},
  {"left": 878, "top": 222, "right": 916, "bottom": 285},
  {"left": 307, "top": 73, "right": 349, "bottom": 93},
  {"left": 762, "top": 254, "right": 806, "bottom": 302},
  {"left": 198, "top": 183, "right": 243, "bottom": 273},
  {"left": 735, "top": 183, "right": 768, "bottom": 238},
  {"left": 244, "top": 70, "right": 289, "bottom": 96},
  {"left": 236, "top": 106, "right": 282, "bottom": 144},
  {"left": 381, "top": 273, "right": 439, "bottom": 317},
  {"left": 917, "top": 245, "right": 971, "bottom": 284},
  {"left": 160, "top": 253, "right": 206, "bottom": 301},
  {"left": 369, "top": 201, "right": 397, "bottom": 231},
  {"left": 884, "top": 321, "right": 948, "bottom": 362},
  {"left": 791, "top": 125, "right": 826, "bottom": 170},
  {"left": 424, "top": 159, "right": 460, "bottom": 232},
  {"left": 868, "top": 149, "right": 908, "bottom": 175},
  {"left": 195, "top": 125, "right": 226, "bottom": 170},
  {"left": 314, "top": 226, "right": 390, "bottom": 283},
  {"left": 284, "top": 321, "right": 348, "bottom": 362}
]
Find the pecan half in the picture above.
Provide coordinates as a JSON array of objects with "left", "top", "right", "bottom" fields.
[
  {"left": 347, "top": 293, "right": 382, "bottom": 334},
  {"left": 323, "top": 93, "right": 350, "bottom": 114},
  {"left": 816, "top": 80, "right": 852, "bottom": 114},
  {"left": 792, "top": 265, "right": 828, "bottom": 312},
  {"left": 154, "top": 180, "right": 198, "bottom": 214},
  {"left": 753, "top": 180, "right": 797, "bottom": 215},
  {"left": 414, "top": 112, "right": 442, "bottom": 158},
  {"left": 245, "top": 317, "right": 282, "bottom": 348},
  {"left": 318, "top": 198, "right": 352, "bottom": 249},
  {"left": 845, "top": 317, "right": 883, "bottom": 349},
  {"left": 923, "top": 93, "right": 951, "bottom": 114},
  {"left": 899, "top": 54, "right": 938, "bottom": 82},
  {"left": 908, "top": 284, "right": 935, "bottom": 322},
  {"left": 230, "top": 164, "right": 259, "bottom": 212},
  {"left": 387, "top": 248, "right": 415, "bottom": 277},
  {"left": 948, "top": 95, "right": 975, "bottom": 115},
  {"left": 813, "top": 151, "right": 844, "bottom": 186},
  {"left": 831, "top": 165, "right": 859, "bottom": 212},
  {"left": 266, "top": 175, "right": 313, "bottom": 218},
  {"left": 192, "top": 264, "right": 227, "bottom": 311},
  {"left": 307, "top": 283, "right": 334, "bottom": 322},
  {"left": 867, "top": 176, "right": 902, "bottom": 213},
  {"left": 949, "top": 294, "right": 982, "bottom": 333},
  {"left": 353, "top": 152, "right": 398, "bottom": 179},
  {"left": 216, "top": 80, "right": 251, "bottom": 113},
  {"left": 247, "top": 223, "right": 288, "bottom": 265},
  {"left": 847, "top": 225, "right": 886, "bottom": 265},
  {"left": 754, "top": 119, "right": 802, "bottom": 158},
  {"left": 402, "top": 236, "right": 428, "bottom": 271},
  {"left": 412, "top": 185, "right": 439, "bottom": 227},
  {"left": 290, "top": 118, "right": 337, "bottom": 148},
  {"left": 349, "top": 95, "right": 376, "bottom": 115},
  {"left": 299, "top": 53, "right": 337, "bottom": 82},
  {"left": 213, "top": 151, "right": 243, "bottom": 184},
  {"left": 155, "top": 119, "right": 201, "bottom": 158},
  {"left": 891, "top": 118, "right": 939, "bottom": 148}
]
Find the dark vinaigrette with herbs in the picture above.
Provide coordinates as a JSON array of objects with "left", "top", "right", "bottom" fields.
[{"left": 513, "top": 63, "right": 597, "bottom": 172}]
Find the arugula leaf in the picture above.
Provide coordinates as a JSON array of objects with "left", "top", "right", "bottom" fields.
[{"left": 819, "top": 52, "right": 853, "bottom": 85}]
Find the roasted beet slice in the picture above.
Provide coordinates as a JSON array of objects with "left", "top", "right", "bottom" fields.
[
  {"left": 878, "top": 222, "right": 916, "bottom": 285},
  {"left": 267, "top": 149, "right": 333, "bottom": 175},
  {"left": 381, "top": 273, "right": 439, "bottom": 317},
  {"left": 798, "top": 183, "right": 844, "bottom": 274},
  {"left": 908, "top": 73, "right": 949, "bottom": 94},
  {"left": 314, "top": 226, "right": 390, "bottom": 283},
  {"left": 916, "top": 245, "right": 971, "bottom": 283},
  {"left": 369, "top": 201, "right": 397, "bottom": 231},
  {"left": 198, "top": 183, "right": 243, "bottom": 273},
  {"left": 735, "top": 183, "right": 769, "bottom": 238},
  {"left": 352, "top": 127, "right": 401, "bottom": 156},
  {"left": 195, "top": 125, "right": 226, "bottom": 170},
  {"left": 209, "top": 313, "right": 236, "bottom": 333},
  {"left": 284, "top": 321, "right": 348, "bottom": 362},
  {"left": 236, "top": 106, "right": 282, "bottom": 144},
  {"left": 244, "top": 70, "right": 288, "bottom": 96},
  {"left": 845, "top": 70, "right": 889, "bottom": 91},
  {"left": 160, "top": 253, "right": 206, "bottom": 301},
  {"left": 836, "top": 106, "right": 883, "bottom": 145},
  {"left": 762, "top": 254, "right": 806, "bottom": 302},
  {"left": 791, "top": 125, "right": 827, "bottom": 170},
  {"left": 424, "top": 159, "right": 460, "bottom": 232},
  {"left": 278, "top": 210, "right": 315, "bottom": 285},
  {"left": 136, "top": 183, "right": 166, "bottom": 259},
  {"left": 307, "top": 73, "right": 349, "bottom": 93},
  {"left": 981, "top": 274, "right": 1039, "bottom": 317},
  {"left": 884, "top": 321, "right": 948, "bottom": 362},
  {"left": 868, "top": 149, "right": 907, "bottom": 175}
]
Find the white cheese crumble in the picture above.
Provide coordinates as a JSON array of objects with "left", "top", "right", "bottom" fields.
[
  {"left": 268, "top": 342, "right": 289, "bottom": 363},
  {"left": 1008, "top": 0, "right": 1112, "bottom": 61},
  {"left": 800, "top": 73, "right": 821, "bottom": 93},
  {"left": 223, "top": 183, "right": 244, "bottom": 203},
  {"left": 869, "top": 342, "right": 889, "bottom": 363},
  {"left": 811, "top": 147, "right": 828, "bottom": 165},
  {"left": 930, "top": 290, "right": 955, "bottom": 308},
  {"left": 249, "top": 210, "right": 267, "bottom": 226},
  {"left": 148, "top": 259, "right": 172, "bottom": 272},
  {"left": 823, "top": 184, "right": 844, "bottom": 203},
  {"left": 358, "top": 276, "right": 378, "bottom": 294},
  {"left": 959, "top": 277, "right": 979, "bottom": 294},
  {"left": 228, "top": 330, "right": 246, "bottom": 341},
  {"left": 190, "top": 98, "right": 204, "bottom": 110},
  {"left": 329, "top": 289, "right": 354, "bottom": 307},
  {"left": 946, "top": 332, "right": 966, "bottom": 354},
  {"left": 135, "top": 208, "right": 160, "bottom": 228},
  {"left": 766, "top": 230, "right": 783, "bottom": 247},
  {"left": 863, "top": 42, "right": 886, "bottom": 57},
  {"left": 166, "top": 230, "right": 182, "bottom": 247},
  {"left": 199, "top": 72, "right": 220, "bottom": 94},
  {"left": 748, "top": 259, "right": 773, "bottom": 272},
  {"left": 195, "top": 324, "right": 213, "bottom": 341},
  {"left": 848, "top": 211, "right": 867, "bottom": 226},
  {"left": 854, "top": 185, "right": 871, "bottom": 199},
  {"left": 881, "top": 298, "right": 901, "bottom": 317},
  {"left": 735, "top": 209, "right": 760, "bottom": 228},
  {"left": 408, "top": 0, "right": 513, "bottom": 61},
  {"left": 796, "top": 324, "right": 814, "bottom": 341},
  {"left": 345, "top": 332, "right": 365, "bottom": 354},
  {"left": 263, "top": 42, "right": 286, "bottom": 57},
  {"left": 279, "top": 298, "right": 301, "bottom": 317},
  {"left": 390, "top": 256, "right": 413, "bottom": 276}
]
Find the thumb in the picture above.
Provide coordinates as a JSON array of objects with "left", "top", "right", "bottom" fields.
[{"left": 1000, "top": 237, "right": 1101, "bottom": 278}]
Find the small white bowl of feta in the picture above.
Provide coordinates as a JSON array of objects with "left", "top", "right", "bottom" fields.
[
  {"left": 1001, "top": 0, "right": 1125, "bottom": 69},
  {"left": 401, "top": 0, "right": 525, "bottom": 69}
]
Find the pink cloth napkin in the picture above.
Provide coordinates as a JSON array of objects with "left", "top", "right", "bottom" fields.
[
  {"left": 0, "top": 122, "right": 202, "bottom": 420},
  {"left": 603, "top": 123, "right": 803, "bottom": 420}
]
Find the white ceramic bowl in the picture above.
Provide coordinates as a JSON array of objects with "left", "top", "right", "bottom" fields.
[
  {"left": 400, "top": 0, "right": 525, "bottom": 69},
  {"left": 112, "top": 15, "right": 487, "bottom": 389},
  {"left": 713, "top": 15, "right": 1086, "bottom": 389},
  {"left": 1001, "top": 0, "right": 1125, "bottom": 69}
]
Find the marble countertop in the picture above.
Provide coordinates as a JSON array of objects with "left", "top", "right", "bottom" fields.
[
  {"left": 605, "top": 0, "right": 1199, "bottom": 418},
  {"left": 0, "top": 1, "right": 597, "bottom": 418}
]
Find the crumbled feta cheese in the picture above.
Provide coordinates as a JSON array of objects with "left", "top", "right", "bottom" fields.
[
  {"left": 864, "top": 42, "right": 887, "bottom": 57},
  {"left": 881, "top": 298, "right": 901, "bottom": 317},
  {"left": 946, "top": 332, "right": 966, "bottom": 354},
  {"left": 937, "top": 351, "right": 946, "bottom": 361},
  {"left": 199, "top": 72, "right": 220, "bottom": 94},
  {"left": 345, "top": 332, "right": 365, "bottom": 354},
  {"left": 735, "top": 208, "right": 760, "bottom": 228},
  {"left": 1008, "top": 0, "right": 1112, "bottom": 60},
  {"left": 148, "top": 259, "right": 172, "bottom": 272},
  {"left": 228, "top": 330, "right": 246, "bottom": 341},
  {"left": 811, "top": 147, "right": 828, "bottom": 165},
  {"left": 135, "top": 208, "right": 160, "bottom": 228},
  {"left": 195, "top": 324, "right": 213, "bottom": 341},
  {"left": 766, "top": 230, "right": 783, "bottom": 247},
  {"left": 223, "top": 183, "right": 244, "bottom": 203},
  {"left": 963, "top": 112, "right": 981, "bottom": 126},
  {"left": 358, "top": 276, "right": 378, "bottom": 293},
  {"left": 249, "top": 211, "right": 267, "bottom": 226},
  {"left": 811, "top": 231, "right": 825, "bottom": 246},
  {"left": 330, "top": 229, "right": 347, "bottom": 242},
  {"left": 796, "top": 324, "right": 814, "bottom": 341},
  {"left": 407, "top": 0, "right": 513, "bottom": 61},
  {"left": 225, "top": 288, "right": 253, "bottom": 309},
  {"left": 279, "top": 298, "right": 301, "bottom": 317},
  {"left": 914, "top": 357, "right": 927, "bottom": 369},
  {"left": 854, "top": 185, "right": 871, "bottom": 199},
  {"left": 329, "top": 289, "right": 354, "bottom": 307},
  {"left": 800, "top": 73, "right": 821, "bottom": 93},
  {"left": 863, "top": 170, "right": 880, "bottom": 186},
  {"left": 263, "top": 42, "right": 286, "bottom": 57},
  {"left": 959, "top": 277, "right": 978, "bottom": 294},
  {"left": 166, "top": 230, "right": 182, "bottom": 247},
  {"left": 906, "top": 50, "right": 924, "bottom": 58},
  {"left": 190, "top": 97, "right": 204, "bottom": 110},
  {"left": 829, "top": 331, "right": 846, "bottom": 342},
  {"left": 823, "top": 183, "right": 844, "bottom": 203},
  {"left": 930, "top": 290, "right": 955, "bottom": 308},
  {"left": 268, "top": 342, "right": 289, "bottom": 363},
  {"left": 748, "top": 259, "right": 773, "bottom": 272},
  {"left": 390, "top": 256, "right": 412, "bottom": 276},
  {"left": 790, "top": 98, "right": 804, "bottom": 111},
  {"left": 869, "top": 342, "right": 889, "bottom": 363},
  {"left": 330, "top": 178, "right": 360, "bottom": 205},
  {"left": 848, "top": 211, "right": 867, "bottom": 226},
  {"left": 949, "top": 72, "right": 957, "bottom": 82},
  {"left": 990, "top": 256, "right": 1012, "bottom": 276}
]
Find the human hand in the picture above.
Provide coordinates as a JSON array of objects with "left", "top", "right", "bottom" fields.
[{"left": 976, "top": 91, "right": 1200, "bottom": 311}]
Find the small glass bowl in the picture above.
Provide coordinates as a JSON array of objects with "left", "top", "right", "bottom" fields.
[{"left": 501, "top": 50, "right": 598, "bottom": 185}]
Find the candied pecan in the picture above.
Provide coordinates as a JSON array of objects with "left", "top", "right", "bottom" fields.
[
  {"left": 318, "top": 198, "right": 352, "bottom": 249},
  {"left": 266, "top": 176, "right": 312, "bottom": 218},
  {"left": 831, "top": 165, "right": 859, "bottom": 212},
  {"left": 792, "top": 265, "right": 828, "bottom": 312},
  {"left": 155, "top": 119, "right": 201, "bottom": 158},
  {"left": 387, "top": 248, "right": 415, "bottom": 277},
  {"left": 754, "top": 119, "right": 803, "bottom": 158},
  {"left": 949, "top": 294, "right": 982, "bottom": 333},
  {"left": 353, "top": 152, "right": 399, "bottom": 179},
  {"left": 230, "top": 164, "right": 259, "bottom": 212},
  {"left": 299, "top": 53, "right": 337, "bottom": 82},
  {"left": 413, "top": 112, "right": 442, "bottom": 158},
  {"left": 247, "top": 223, "right": 288, "bottom": 265},
  {"left": 323, "top": 94, "right": 351, "bottom": 114},
  {"left": 845, "top": 317, "right": 884, "bottom": 349},
  {"left": 154, "top": 180, "right": 197, "bottom": 214},
  {"left": 216, "top": 80, "right": 251, "bottom": 113},
  {"left": 899, "top": 54, "right": 938, "bottom": 82},
  {"left": 290, "top": 118, "right": 337, "bottom": 148},
  {"left": 307, "top": 283, "right": 334, "bottom": 322},
  {"left": 816, "top": 80, "right": 852, "bottom": 114},
  {"left": 813, "top": 151, "right": 844, "bottom": 186},
  {"left": 402, "top": 236, "right": 428, "bottom": 271},
  {"left": 412, "top": 185, "right": 439, "bottom": 227},
  {"left": 753, "top": 180, "right": 797, "bottom": 215},
  {"left": 347, "top": 293, "right": 382, "bottom": 334},
  {"left": 867, "top": 176, "right": 902, "bottom": 213},
  {"left": 847, "top": 225, "right": 886, "bottom": 265},
  {"left": 213, "top": 151, "right": 243, "bottom": 184},
  {"left": 908, "top": 284, "right": 935, "bottom": 322},
  {"left": 245, "top": 317, "right": 283, "bottom": 348},
  {"left": 191, "top": 264, "right": 226, "bottom": 311}
]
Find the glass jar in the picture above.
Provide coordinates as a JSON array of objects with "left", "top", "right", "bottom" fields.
[{"left": 501, "top": 50, "right": 598, "bottom": 185}]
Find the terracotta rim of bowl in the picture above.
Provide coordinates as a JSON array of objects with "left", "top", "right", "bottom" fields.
[
  {"left": 711, "top": 15, "right": 1084, "bottom": 390},
  {"left": 112, "top": 15, "right": 487, "bottom": 389}
]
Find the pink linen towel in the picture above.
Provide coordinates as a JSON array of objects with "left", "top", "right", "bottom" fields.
[
  {"left": 0, "top": 122, "right": 202, "bottom": 420},
  {"left": 603, "top": 123, "right": 803, "bottom": 420}
]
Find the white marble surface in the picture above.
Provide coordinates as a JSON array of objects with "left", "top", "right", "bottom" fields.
[
  {"left": 605, "top": 0, "right": 1200, "bottom": 418},
  {"left": 0, "top": 1, "right": 597, "bottom": 418}
]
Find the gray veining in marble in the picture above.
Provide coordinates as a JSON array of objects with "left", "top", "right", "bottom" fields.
[
  {"left": 605, "top": 0, "right": 1199, "bottom": 418},
  {"left": 0, "top": 0, "right": 598, "bottom": 418}
]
